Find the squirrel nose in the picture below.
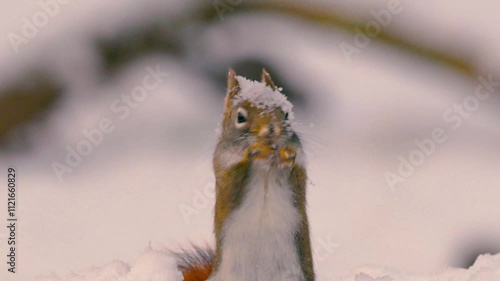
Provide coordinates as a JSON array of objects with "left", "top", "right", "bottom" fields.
[{"left": 258, "top": 123, "right": 281, "bottom": 138}]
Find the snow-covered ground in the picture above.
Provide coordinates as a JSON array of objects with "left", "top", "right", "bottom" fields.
[
  {"left": 35, "top": 246, "right": 182, "bottom": 281},
  {"left": 0, "top": 1, "right": 499, "bottom": 281},
  {"left": 34, "top": 247, "right": 500, "bottom": 281}
]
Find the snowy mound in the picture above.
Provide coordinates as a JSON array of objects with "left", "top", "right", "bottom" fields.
[
  {"left": 234, "top": 76, "right": 294, "bottom": 120},
  {"left": 346, "top": 254, "right": 500, "bottom": 281},
  {"left": 35, "top": 247, "right": 181, "bottom": 281},
  {"left": 36, "top": 249, "right": 500, "bottom": 281}
]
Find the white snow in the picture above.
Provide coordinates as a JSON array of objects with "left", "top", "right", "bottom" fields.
[
  {"left": 346, "top": 253, "right": 500, "bottom": 281},
  {"left": 35, "top": 250, "right": 500, "bottom": 281},
  {"left": 234, "top": 76, "right": 294, "bottom": 120},
  {"left": 35, "top": 246, "right": 182, "bottom": 281}
]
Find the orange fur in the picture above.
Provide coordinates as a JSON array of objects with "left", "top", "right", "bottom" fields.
[
  {"left": 175, "top": 247, "right": 214, "bottom": 281},
  {"left": 179, "top": 262, "right": 212, "bottom": 281}
]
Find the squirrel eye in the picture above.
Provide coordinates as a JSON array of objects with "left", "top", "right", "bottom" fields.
[
  {"left": 284, "top": 112, "right": 289, "bottom": 120},
  {"left": 237, "top": 112, "right": 246, "bottom": 123},
  {"left": 235, "top": 108, "right": 248, "bottom": 128}
]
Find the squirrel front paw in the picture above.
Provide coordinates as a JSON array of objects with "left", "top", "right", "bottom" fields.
[
  {"left": 248, "top": 143, "right": 297, "bottom": 169},
  {"left": 249, "top": 143, "right": 276, "bottom": 161},
  {"left": 278, "top": 146, "right": 296, "bottom": 169}
]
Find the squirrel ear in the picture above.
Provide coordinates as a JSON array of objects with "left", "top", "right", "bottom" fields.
[
  {"left": 225, "top": 68, "right": 239, "bottom": 109},
  {"left": 261, "top": 68, "right": 277, "bottom": 91}
]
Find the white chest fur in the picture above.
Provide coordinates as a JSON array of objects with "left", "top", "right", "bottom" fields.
[{"left": 210, "top": 167, "right": 303, "bottom": 281}]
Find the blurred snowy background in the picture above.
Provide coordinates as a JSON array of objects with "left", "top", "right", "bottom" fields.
[{"left": 0, "top": 0, "right": 499, "bottom": 280}]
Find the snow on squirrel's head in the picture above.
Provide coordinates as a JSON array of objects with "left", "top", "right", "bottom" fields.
[{"left": 221, "top": 68, "right": 297, "bottom": 146}]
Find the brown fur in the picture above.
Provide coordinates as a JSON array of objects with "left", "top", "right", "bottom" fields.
[{"left": 290, "top": 165, "right": 315, "bottom": 281}]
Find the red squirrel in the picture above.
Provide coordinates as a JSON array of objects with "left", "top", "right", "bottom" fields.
[{"left": 176, "top": 68, "right": 314, "bottom": 281}]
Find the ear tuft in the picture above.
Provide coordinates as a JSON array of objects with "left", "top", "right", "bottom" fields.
[
  {"left": 261, "top": 68, "right": 277, "bottom": 91},
  {"left": 227, "top": 68, "right": 238, "bottom": 90},
  {"left": 225, "top": 68, "right": 239, "bottom": 109}
]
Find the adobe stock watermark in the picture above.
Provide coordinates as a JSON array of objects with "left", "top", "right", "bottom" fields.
[
  {"left": 51, "top": 65, "right": 169, "bottom": 182},
  {"left": 178, "top": 170, "right": 216, "bottom": 224},
  {"left": 313, "top": 233, "right": 340, "bottom": 263},
  {"left": 213, "top": 0, "right": 243, "bottom": 20},
  {"left": 7, "top": 0, "right": 72, "bottom": 54},
  {"left": 339, "top": 0, "right": 407, "bottom": 63},
  {"left": 355, "top": 272, "right": 394, "bottom": 281},
  {"left": 385, "top": 75, "right": 500, "bottom": 191},
  {"left": 273, "top": 234, "right": 340, "bottom": 281}
]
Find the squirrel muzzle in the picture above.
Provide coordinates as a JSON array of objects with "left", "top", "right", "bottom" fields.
[{"left": 251, "top": 117, "right": 286, "bottom": 161}]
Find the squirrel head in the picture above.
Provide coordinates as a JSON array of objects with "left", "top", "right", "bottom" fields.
[{"left": 219, "top": 68, "right": 296, "bottom": 158}]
